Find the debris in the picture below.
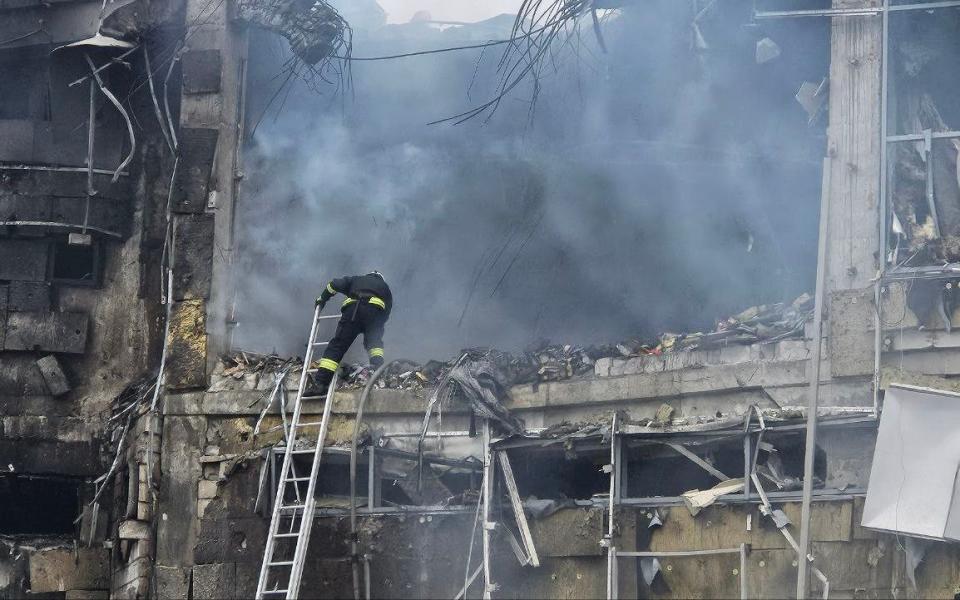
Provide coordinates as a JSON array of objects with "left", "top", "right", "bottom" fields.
[
  {"left": 652, "top": 404, "right": 675, "bottom": 426},
  {"left": 648, "top": 510, "right": 663, "bottom": 528},
  {"left": 680, "top": 478, "right": 744, "bottom": 516},
  {"left": 640, "top": 557, "right": 661, "bottom": 586},
  {"left": 769, "top": 509, "right": 791, "bottom": 529},
  {"left": 525, "top": 498, "right": 572, "bottom": 519},
  {"left": 36, "top": 355, "right": 70, "bottom": 396},
  {"left": 445, "top": 353, "right": 524, "bottom": 434},
  {"left": 221, "top": 293, "right": 814, "bottom": 394},
  {"left": 796, "top": 78, "right": 828, "bottom": 125},
  {"left": 235, "top": 0, "right": 350, "bottom": 65},
  {"left": 756, "top": 37, "right": 781, "bottom": 64}
]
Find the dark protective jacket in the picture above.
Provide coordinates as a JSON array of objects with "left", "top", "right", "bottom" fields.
[{"left": 319, "top": 273, "right": 393, "bottom": 317}]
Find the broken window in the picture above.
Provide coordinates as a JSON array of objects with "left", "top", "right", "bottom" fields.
[
  {"left": 886, "top": 8, "right": 960, "bottom": 269},
  {"left": 624, "top": 440, "right": 745, "bottom": 499},
  {"left": 51, "top": 238, "right": 100, "bottom": 286},
  {"left": 503, "top": 446, "right": 610, "bottom": 501},
  {"left": 0, "top": 475, "right": 80, "bottom": 535},
  {"left": 622, "top": 431, "right": 826, "bottom": 500}
]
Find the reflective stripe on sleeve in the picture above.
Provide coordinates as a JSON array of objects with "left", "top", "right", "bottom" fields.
[{"left": 318, "top": 358, "right": 339, "bottom": 372}]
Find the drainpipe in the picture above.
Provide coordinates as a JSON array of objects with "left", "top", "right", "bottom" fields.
[{"left": 796, "top": 157, "right": 831, "bottom": 597}]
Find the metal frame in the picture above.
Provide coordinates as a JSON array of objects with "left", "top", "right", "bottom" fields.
[
  {"left": 750, "top": 3, "right": 960, "bottom": 596},
  {"left": 604, "top": 412, "right": 622, "bottom": 600}
]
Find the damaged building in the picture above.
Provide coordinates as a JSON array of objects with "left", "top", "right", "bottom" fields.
[{"left": 4, "top": 0, "right": 960, "bottom": 598}]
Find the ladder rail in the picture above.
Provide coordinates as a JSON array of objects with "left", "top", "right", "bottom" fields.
[
  {"left": 257, "top": 305, "right": 325, "bottom": 599},
  {"left": 286, "top": 368, "right": 339, "bottom": 598}
]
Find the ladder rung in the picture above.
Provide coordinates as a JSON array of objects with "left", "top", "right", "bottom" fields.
[
  {"left": 279, "top": 504, "right": 306, "bottom": 511},
  {"left": 290, "top": 448, "right": 318, "bottom": 455},
  {"left": 261, "top": 590, "right": 289, "bottom": 595},
  {"left": 296, "top": 421, "right": 324, "bottom": 427},
  {"left": 283, "top": 476, "right": 312, "bottom": 482},
  {"left": 301, "top": 395, "right": 326, "bottom": 400},
  {"left": 312, "top": 341, "right": 329, "bottom": 346},
  {"left": 269, "top": 561, "right": 294, "bottom": 567},
  {"left": 274, "top": 532, "right": 299, "bottom": 538},
  {"left": 305, "top": 368, "right": 319, "bottom": 373}
]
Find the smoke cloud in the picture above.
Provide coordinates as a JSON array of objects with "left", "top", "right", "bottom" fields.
[{"left": 233, "top": 0, "right": 828, "bottom": 360}]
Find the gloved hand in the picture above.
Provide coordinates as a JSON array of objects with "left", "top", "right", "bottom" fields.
[{"left": 315, "top": 297, "right": 327, "bottom": 311}]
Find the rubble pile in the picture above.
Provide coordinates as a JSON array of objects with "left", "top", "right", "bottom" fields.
[
  {"left": 223, "top": 294, "right": 813, "bottom": 391},
  {"left": 220, "top": 351, "right": 298, "bottom": 379}
]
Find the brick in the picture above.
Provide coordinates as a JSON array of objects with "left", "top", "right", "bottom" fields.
[
  {"left": 155, "top": 566, "right": 190, "bottom": 599},
  {"left": 192, "top": 562, "right": 236, "bottom": 599},
  {"left": 29, "top": 547, "right": 109, "bottom": 592},
  {"left": 198, "top": 479, "right": 219, "bottom": 499},
  {"left": 118, "top": 519, "right": 152, "bottom": 540}
]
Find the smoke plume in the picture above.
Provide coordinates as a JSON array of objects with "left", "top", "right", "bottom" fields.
[{"left": 234, "top": 0, "right": 828, "bottom": 360}]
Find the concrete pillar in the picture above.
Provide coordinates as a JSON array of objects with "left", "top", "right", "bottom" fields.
[
  {"left": 823, "top": 0, "right": 883, "bottom": 379},
  {"left": 175, "top": 0, "right": 249, "bottom": 372}
]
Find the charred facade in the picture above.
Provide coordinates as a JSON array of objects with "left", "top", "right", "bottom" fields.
[{"left": 3, "top": 1, "right": 960, "bottom": 599}]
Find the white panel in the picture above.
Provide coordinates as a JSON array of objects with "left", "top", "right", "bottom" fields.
[{"left": 861, "top": 384, "right": 960, "bottom": 540}]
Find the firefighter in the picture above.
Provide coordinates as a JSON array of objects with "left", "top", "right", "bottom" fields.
[{"left": 313, "top": 271, "right": 393, "bottom": 392}]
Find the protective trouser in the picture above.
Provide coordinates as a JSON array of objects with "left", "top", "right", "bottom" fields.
[{"left": 314, "top": 302, "right": 386, "bottom": 390}]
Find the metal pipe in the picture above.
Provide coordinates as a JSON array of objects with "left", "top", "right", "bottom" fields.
[
  {"left": 143, "top": 46, "right": 175, "bottom": 154},
  {"left": 754, "top": 7, "right": 880, "bottom": 18},
  {"left": 0, "top": 221, "right": 122, "bottom": 238},
  {"left": 616, "top": 548, "right": 742, "bottom": 557},
  {"left": 754, "top": 0, "right": 960, "bottom": 18},
  {"left": 797, "top": 154, "right": 832, "bottom": 598},
  {"left": 84, "top": 53, "right": 135, "bottom": 184},
  {"left": 740, "top": 543, "right": 748, "bottom": 600},
  {"left": 0, "top": 164, "right": 128, "bottom": 176},
  {"left": 85, "top": 78, "right": 96, "bottom": 198},
  {"left": 481, "top": 419, "right": 494, "bottom": 599},
  {"left": 349, "top": 360, "right": 410, "bottom": 600},
  {"left": 68, "top": 46, "right": 140, "bottom": 87},
  {"left": 923, "top": 129, "right": 941, "bottom": 238},
  {"left": 876, "top": 0, "right": 891, "bottom": 428},
  {"left": 887, "top": 130, "right": 960, "bottom": 143},
  {"left": 887, "top": 0, "right": 960, "bottom": 10},
  {"left": 163, "top": 44, "right": 182, "bottom": 152},
  {"left": 606, "top": 412, "right": 618, "bottom": 600}
]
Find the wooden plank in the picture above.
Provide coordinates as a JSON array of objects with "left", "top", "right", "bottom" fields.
[{"left": 498, "top": 451, "right": 541, "bottom": 567}]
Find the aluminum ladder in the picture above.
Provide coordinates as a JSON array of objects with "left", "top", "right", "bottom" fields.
[{"left": 256, "top": 305, "right": 340, "bottom": 599}]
